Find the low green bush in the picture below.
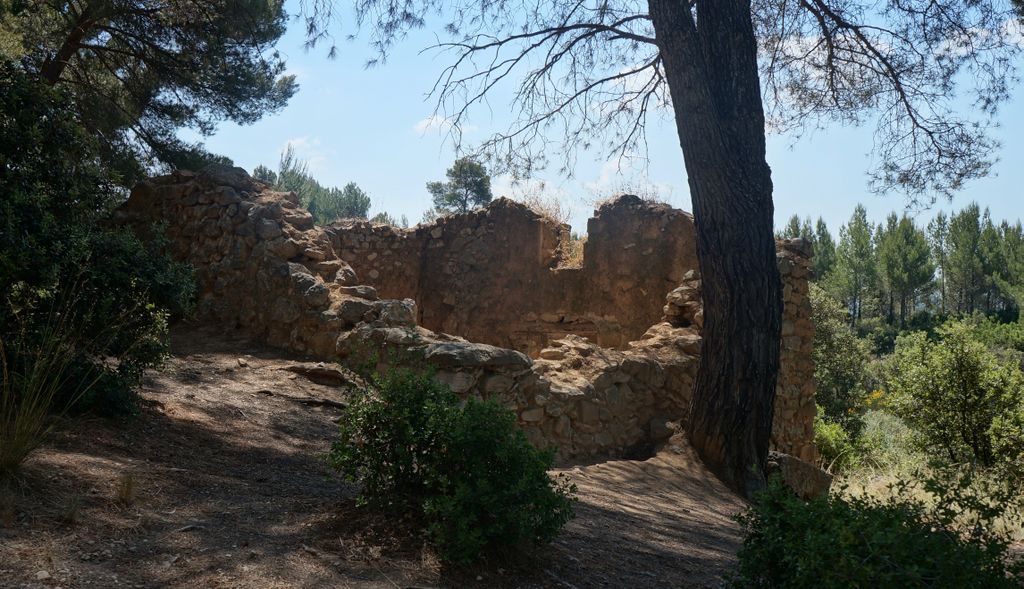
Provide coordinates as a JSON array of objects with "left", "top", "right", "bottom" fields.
[
  {"left": 813, "top": 413, "right": 857, "bottom": 473},
  {"left": 329, "top": 370, "right": 576, "bottom": 563},
  {"left": 887, "top": 321, "right": 1024, "bottom": 473},
  {"left": 732, "top": 475, "right": 1023, "bottom": 588}
]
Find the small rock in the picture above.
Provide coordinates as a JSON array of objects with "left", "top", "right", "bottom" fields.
[
  {"left": 766, "top": 451, "right": 832, "bottom": 499},
  {"left": 520, "top": 408, "right": 545, "bottom": 422},
  {"left": 256, "top": 218, "right": 282, "bottom": 240},
  {"left": 539, "top": 348, "right": 565, "bottom": 361},
  {"left": 35, "top": 570, "right": 51, "bottom": 580},
  {"left": 236, "top": 358, "right": 248, "bottom": 367},
  {"left": 648, "top": 417, "right": 675, "bottom": 441}
]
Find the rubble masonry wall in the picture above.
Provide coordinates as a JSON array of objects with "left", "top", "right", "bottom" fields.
[{"left": 116, "top": 167, "right": 817, "bottom": 463}]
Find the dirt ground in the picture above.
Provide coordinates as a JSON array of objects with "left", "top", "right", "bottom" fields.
[{"left": 0, "top": 324, "right": 745, "bottom": 589}]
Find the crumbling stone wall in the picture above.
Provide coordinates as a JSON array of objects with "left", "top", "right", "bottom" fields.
[
  {"left": 117, "top": 166, "right": 817, "bottom": 463},
  {"left": 773, "top": 241, "right": 818, "bottom": 461},
  {"left": 330, "top": 196, "right": 697, "bottom": 356}
]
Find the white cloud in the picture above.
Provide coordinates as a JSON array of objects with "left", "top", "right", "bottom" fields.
[
  {"left": 413, "top": 115, "right": 452, "bottom": 134},
  {"left": 281, "top": 136, "right": 330, "bottom": 173},
  {"left": 413, "top": 114, "right": 479, "bottom": 135},
  {"left": 583, "top": 155, "right": 675, "bottom": 204}
]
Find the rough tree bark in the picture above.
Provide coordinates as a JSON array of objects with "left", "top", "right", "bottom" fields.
[{"left": 649, "top": 0, "right": 782, "bottom": 499}]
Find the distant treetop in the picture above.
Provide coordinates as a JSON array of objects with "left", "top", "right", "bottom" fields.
[{"left": 427, "top": 157, "right": 493, "bottom": 215}]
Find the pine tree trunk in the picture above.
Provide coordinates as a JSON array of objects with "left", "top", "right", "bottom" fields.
[
  {"left": 649, "top": 0, "right": 782, "bottom": 499},
  {"left": 40, "top": 6, "right": 97, "bottom": 85}
]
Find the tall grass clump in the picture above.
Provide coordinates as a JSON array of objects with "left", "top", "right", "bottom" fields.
[
  {"left": 0, "top": 303, "right": 100, "bottom": 476},
  {"left": 0, "top": 289, "right": 156, "bottom": 477}
]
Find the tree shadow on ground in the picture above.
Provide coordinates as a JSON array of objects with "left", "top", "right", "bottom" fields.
[{"left": 0, "top": 326, "right": 744, "bottom": 589}]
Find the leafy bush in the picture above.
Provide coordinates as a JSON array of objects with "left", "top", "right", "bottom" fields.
[
  {"left": 856, "top": 315, "right": 900, "bottom": 355},
  {"left": 329, "top": 370, "right": 576, "bottom": 563},
  {"left": 810, "top": 284, "right": 871, "bottom": 434},
  {"left": 887, "top": 321, "right": 1024, "bottom": 472},
  {"left": 855, "top": 410, "right": 922, "bottom": 472},
  {"left": 813, "top": 413, "right": 857, "bottom": 473},
  {"left": 970, "top": 314, "right": 1024, "bottom": 357},
  {"left": 0, "top": 61, "right": 194, "bottom": 415},
  {"left": 732, "top": 475, "right": 1024, "bottom": 588}
]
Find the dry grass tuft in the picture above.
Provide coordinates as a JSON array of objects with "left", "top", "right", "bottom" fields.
[
  {"left": 115, "top": 472, "right": 138, "bottom": 507},
  {"left": 61, "top": 494, "right": 83, "bottom": 525},
  {"left": 560, "top": 235, "right": 586, "bottom": 268}
]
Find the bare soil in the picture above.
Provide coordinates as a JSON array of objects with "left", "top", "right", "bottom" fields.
[{"left": 0, "top": 324, "right": 744, "bottom": 588}]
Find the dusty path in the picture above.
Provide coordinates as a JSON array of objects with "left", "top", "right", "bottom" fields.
[{"left": 0, "top": 325, "right": 743, "bottom": 588}]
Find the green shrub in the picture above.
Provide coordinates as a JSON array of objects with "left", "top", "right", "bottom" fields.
[
  {"left": 0, "top": 61, "right": 194, "bottom": 415},
  {"left": 813, "top": 413, "right": 857, "bottom": 473},
  {"left": 732, "top": 476, "right": 1023, "bottom": 588},
  {"left": 855, "top": 410, "right": 922, "bottom": 472},
  {"left": 887, "top": 321, "right": 1024, "bottom": 472},
  {"left": 810, "top": 285, "right": 871, "bottom": 435},
  {"left": 329, "top": 370, "right": 576, "bottom": 563},
  {"left": 971, "top": 315, "right": 1024, "bottom": 356}
]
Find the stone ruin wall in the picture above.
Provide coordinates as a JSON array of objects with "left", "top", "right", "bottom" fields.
[
  {"left": 327, "top": 196, "right": 698, "bottom": 356},
  {"left": 116, "top": 166, "right": 818, "bottom": 464}
]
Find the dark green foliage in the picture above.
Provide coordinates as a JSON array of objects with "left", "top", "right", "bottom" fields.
[
  {"left": 329, "top": 370, "right": 576, "bottom": 563},
  {"left": 887, "top": 321, "right": 1024, "bottom": 473},
  {"left": 827, "top": 204, "right": 876, "bottom": 325},
  {"left": 732, "top": 476, "right": 1023, "bottom": 589},
  {"left": 809, "top": 284, "right": 869, "bottom": 433},
  {"left": 426, "top": 157, "right": 493, "bottom": 215},
  {"left": 0, "top": 63, "right": 194, "bottom": 415},
  {"left": 257, "top": 147, "right": 372, "bottom": 224},
  {"left": 812, "top": 218, "right": 836, "bottom": 280},
  {"left": 3, "top": 0, "right": 295, "bottom": 183},
  {"left": 876, "top": 214, "right": 934, "bottom": 328},
  {"left": 315, "top": 183, "right": 372, "bottom": 224},
  {"left": 0, "top": 61, "right": 118, "bottom": 293},
  {"left": 972, "top": 316, "right": 1024, "bottom": 355},
  {"left": 61, "top": 229, "right": 194, "bottom": 413},
  {"left": 810, "top": 202, "right": 1024, "bottom": 354},
  {"left": 778, "top": 214, "right": 813, "bottom": 241},
  {"left": 777, "top": 216, "right": 836, "bottom": 280}
]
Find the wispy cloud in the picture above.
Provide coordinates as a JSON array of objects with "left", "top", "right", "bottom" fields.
[
  {"left": 414, "top": 115, "right": 451, "bottom": 134},
  {"left": 282, "top": 136, "right": 330, "bottom": 173},
  {"left": 583, "top": 155, "right": 675, "bottom": 204},
  {"left": 413, "top": 114, "right": 480, "bottom": 135}
]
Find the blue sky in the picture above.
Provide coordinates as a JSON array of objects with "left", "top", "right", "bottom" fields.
[{"left": 195, "top": 7, "right": 1024, "bottom": 235}]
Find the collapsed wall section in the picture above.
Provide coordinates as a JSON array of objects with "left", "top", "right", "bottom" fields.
[
  {"left": 330, "top": 196, "right": 697, "bottom": 356},
  {"left": 117, "top": 166, "right": 817, "bottom": 464}
]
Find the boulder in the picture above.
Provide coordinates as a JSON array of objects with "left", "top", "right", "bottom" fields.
[
  {"left": 766, "top": 451, "right": 832, "bottom": 499},
  {"left": 421, "top": 342, "right": 532, "bottom": 370}
]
